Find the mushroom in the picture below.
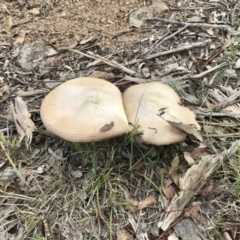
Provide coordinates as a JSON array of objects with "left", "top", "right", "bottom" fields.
[
  {"left": 40, "top": 77, "right": 129, "bottom": 142},
  {"left": 122, "top": 82, "right": 200, "bottom": 145}
]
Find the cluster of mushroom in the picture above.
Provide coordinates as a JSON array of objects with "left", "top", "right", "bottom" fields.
[{"left": 40, "top": 77, "right": 200, "bottom": 145}]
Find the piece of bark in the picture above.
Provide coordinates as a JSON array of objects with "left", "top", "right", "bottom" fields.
[
  {"left": 173, "top": 218, "right": 205, "bottom": 240},
  {"left": 158, "top": 140, "right": 240, "bottom": 231}
]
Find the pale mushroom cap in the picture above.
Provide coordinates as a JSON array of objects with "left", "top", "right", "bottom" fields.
[
  {"left": 40, "top": 77, "right": 129, "bottom": 142},
  {"left": 123, "top": 82, "right": 200, "bottom": 145}
]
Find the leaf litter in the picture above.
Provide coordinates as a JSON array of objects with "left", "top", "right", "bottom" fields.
[
  {"left": 1, "top": 0, "right": 240, "bottom": 239},
  {"left": 10, "top": 97, "right": 36, "bottom": 148}
]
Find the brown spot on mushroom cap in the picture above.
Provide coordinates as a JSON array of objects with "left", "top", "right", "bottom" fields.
[
  {"left": 123, "top": 82, "right": 200, "bottom": 145},
  {"left": 40, "top": 77, "right": 129, "bottom": 142}
]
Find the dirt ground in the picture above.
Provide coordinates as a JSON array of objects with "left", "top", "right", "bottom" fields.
[
  {"left": 1, "top": 0, "right": 240, "bottom": 240},
  {"left": 0, "top": 0, "right": 154, "bottom": 49}
]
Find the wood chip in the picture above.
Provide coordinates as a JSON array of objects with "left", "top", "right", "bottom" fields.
[{"left": 158, "top": 140, "right": 240, "bottom": 231}]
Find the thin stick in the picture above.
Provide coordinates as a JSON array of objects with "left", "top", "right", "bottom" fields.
[
  {"left": 68, "top": 49, "right": 136, "bottom": 75},
  {"left": 146, "top": 40, "right": 210, "bottom": 60},
  {"left": 203, "top": 133, "right": 240, "bottom": 138},
  {"left": 125, "top": 40, "right": 210, "bottom": 66},
  {"left": 145, "top": 25, "right": 188, "bottom": 56},
  {"left": 11, "top": 20, "right": 33, "bottom": 28},
  {"left": 189, "top": 62, "right": 228, "bottom": 79},
  {"left": 197, "top": 120, "right": 240, "bottom": 127},
  {"left": 112, "top": 28, "right": 136, "bottom": 38},
  {"left": 146, "top": 17, "right": 234, "bottom": 33}
]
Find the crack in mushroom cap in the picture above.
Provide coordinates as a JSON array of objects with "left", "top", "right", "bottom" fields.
[
  {"left": 123, "top": 82, "right": 200, "bottom": 145},
  {"left": 40, "top": 77, "right": 130, "bottom": 142}
]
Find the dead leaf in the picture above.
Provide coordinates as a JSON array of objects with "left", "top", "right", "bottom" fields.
[
  {"left": 156, "top": 167, "right": 168, "bottom": 178},
  {"left": 184, "top": 204, "right": 201, "bottom": 224},
  {"left": 10, "top": 97, "right": 36, "bottom": 148},
  {"left": 206, "top": 28, "right": 214, "bottom": 36},
  {"left": 184, "top": 152, "right": 195, "bottom": 166},
  {"left": 162, "top": 183, "right": 175, "bottom": 200},
  {"left": 99, "top": 121, "right": 114, "bottom": 132},
  {"left": 132, "top": 161, "right": 145, "bottom": 170},
  {"left": 197, "top": 46, "right": 223, "bottom": 70},
  {"left": 127, "top": 198, "right": 139, "bottom": 207},
  {"left": 0, "top": 85, "right": 9, "bottom": 102},
  {"left": 88, "top": 70, "right": 115, "bottom": 79},
  {"left": 138, "top": 196, "right": 156, "bottom": 210},
  {"left": 224, "top": 35, "right": 232, "bottom": 48},
  {"left": 169, "top": 156, "right": 180, "bottom": 186},
  {"left": 116, "top": 229, "right": 133, "bottom": 240},
  {"left": 163, "top": 120, "right": 203, "bottom": 141},
  {"left": 191, "top": 143, "right": 206, "bottom": 158}
]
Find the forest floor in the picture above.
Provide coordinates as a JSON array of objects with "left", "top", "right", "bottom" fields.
[{"left": 1, "top": 0, "right": 240, "bottom": 239}]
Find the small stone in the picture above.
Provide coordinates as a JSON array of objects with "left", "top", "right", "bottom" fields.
[
  {"left": 18, "top": 41, "right": 58, "bottom": 71},
  {"left": 31, "top": 8, "right": 40, "bottom": 16}
]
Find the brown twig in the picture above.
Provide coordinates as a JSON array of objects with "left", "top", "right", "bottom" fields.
[
  {"left": 11, "top": 20, "right": 33, "bottom": 28},
  {"left": 68, "top": 49, "right": 136, "bottom": 75},
  {"left": 146, "top": 17, "right": 234, "bottom": 33},
  {"left": 145, "top": 25, "right": 188, "bottom": 56},
  {"left": 124, "top": 75, "right": 190, "bottom": 88},
  {"left": 189, "top": 62, "right": 228, "bottom": 79},
  {"left": 197, "top": 120, "right": 240, "bottom": 127},
  {"left": 193, "top": 109, "right": 240, "bottom": 118},
  {"left": 112, "top": 28, "right": 136, "bottom": 38},
  {"left": 203, "top": 132, "right": 240, "bottom": 138},
  {"left": 146, "top": 40, "right": 210, "bottom": 60},
  {"left": 125, "top": 40, "right": 210, "bottom": 66}
]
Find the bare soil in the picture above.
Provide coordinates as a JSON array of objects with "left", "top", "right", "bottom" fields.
[{"left": 1, "top": 0, "right": 154, "bottom": 50}]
